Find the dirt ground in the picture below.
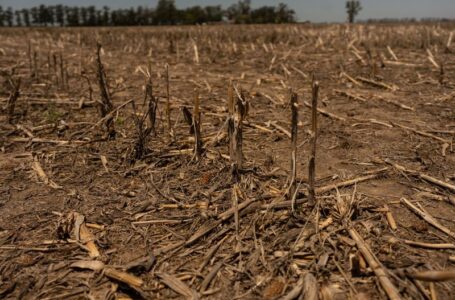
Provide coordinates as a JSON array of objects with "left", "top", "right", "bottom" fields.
[{"left": 0, "top": 24, "right": 454, "bottom": 299}]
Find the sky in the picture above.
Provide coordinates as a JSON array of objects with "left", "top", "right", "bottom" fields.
[{"left": 0, "top": 0, "right": 454, "bottom": 23}]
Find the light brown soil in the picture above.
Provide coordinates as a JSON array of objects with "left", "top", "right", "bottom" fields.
[{"left": 0, "top": 24, "right": 454, "bottom": 299}]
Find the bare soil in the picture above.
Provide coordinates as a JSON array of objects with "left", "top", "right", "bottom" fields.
[{"left": 0, "top": 24, "right": 454, "bottom": 299}]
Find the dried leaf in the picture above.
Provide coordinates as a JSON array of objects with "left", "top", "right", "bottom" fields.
[
  {"left": 157, "top": 273, "right": 199, "bottom": 300},
  {"left": 71, "top": 260, "right": 105, "bottom": 272}
]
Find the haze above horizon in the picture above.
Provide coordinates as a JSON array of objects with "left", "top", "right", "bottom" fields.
[{"left": 1, "top": 0, "right": 454, "bottom": 23}]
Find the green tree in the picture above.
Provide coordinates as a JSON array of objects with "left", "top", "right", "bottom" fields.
[
  {"left": 80, "top": 7, "right": 88, "bottom": 25},
  {"left": 22, "top": 9, "right": 31, "bottom": 26},
  {"left": 0, "top": 6, "right": 4, "bottom": 27},
  {"left": 55, "top": 5, "right": 64, "bottom": 26},
  {"left": 182, "top": 6, "right": 206, "bottom": 24},
  {"left": 48, "top": 6, "right": 55, "bottom": 25},
  {"left": 110, "top": 10, "right": 119, "bottom": 25},
  {"left": 251, "top": 6, "right": 275, "bottom": 24},
  {"left": 15, "top": 10, "right": 22, "bottom": 26},
  {"left": 226, "top": 0, "right": 252, "bottom": 24},
  {"left": 87, "top": 6, "right": 97, "bottom": 26},
  {"left": 0, "top": 3, "right": 298, "bottom": 27},
  {"left": 38, "top": 4, "right": 51, "bottom": 26},
  {"left": 96, "top": 9, "right": 102, "bottom": 26},
  {"left": 275, "top": 3, "right": 296, "bottom": 23},
  {"left": 66, "top": 7, "right": 80, "bottom": 26},
  {"left": 143, "top": 7, "right": 154, "bottom": 25},
  {"left": 111, "top": 9, "right": 130, "bottom": 26},
  {"left": 102, "top": 6, "right": 110, "bottom": 26},
  {"left": 127, "top": 7, "right": 136, "bottom": 26},
  {"left": 31, "top": 7, "right": 39, "bottom": 25},
  {"left": 346, "top": 0, "right": 362, "bottom": 23},
  {"left": 204, "top": 6, "right": 223, "bottom": 23},
  {"left": 136, "top": 6, "right": 145, "bottom": 25},
  {"left": 5, "top": 7, "right": 13, "bottom": 26},
  {"left": 154, "top": 0, "right": 177, "bottom": 25}
]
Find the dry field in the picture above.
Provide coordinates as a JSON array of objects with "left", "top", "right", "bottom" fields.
[{"left": 0, "top": 23, "right": 455, "bottom": 299}]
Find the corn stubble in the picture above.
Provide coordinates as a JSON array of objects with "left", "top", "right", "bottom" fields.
[
  {"left": 95, "top": 43, "right": 115, "bottom": 139},
  {"left": 1, "top": 23, "right": 454, "bottom": 300}
]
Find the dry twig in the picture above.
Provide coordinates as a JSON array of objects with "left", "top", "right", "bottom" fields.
[
  {"left": 348, "top": 228, "right": 402, "bottom": 300},
  {"left": 401, "top": 198, "right": 455, "bottom": 240}
]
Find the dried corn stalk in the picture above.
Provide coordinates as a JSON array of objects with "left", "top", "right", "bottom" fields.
[{"left": 96, "top": 43, "right": 115, "bottom": 138}]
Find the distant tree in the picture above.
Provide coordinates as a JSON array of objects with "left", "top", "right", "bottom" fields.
[
  {"left": 110, "top": 10, "right": 119, "bottom": 25},
  {"left": 80, "top": 7, "right": 88, "bottom": 25},
  {"left": 275, "top": 3, "right": 296, "bottom": 23},
  {"left": 204, "top": 6, "right": 223, "bottom": 23},
  {"left": 38, "top": 4, "right": 51, "bottom": 26},
  {"left": 181, "top": 6, "right": 206, "bottom": 24},
  {"left": 96, "top": 9, "right": 102, "bottom": 26},
  {"left": 121, "top": 9, "right": 130, "bottom": 25},
  {"left": 135, "top": 6, "right": 154, "bottom": 25},
  {"left": 15, "top": 10, "right": 22, "bottom": 26},
  {"left": 55, "top": 5, "right": 64, "bottom": 26},
  {"left": 227, "top": 0, "right": 252, "bottom": 24},
  {"left": 154, "top": 0, "right": 177, "bottom": 25},
  {"left": 127, "top": 8, "right": 136, "bottom": 26},
  {"left": 136, "top": 6, "right": 145, "bottom": 25},
  {"left": 228, "top": 2, "right": 294, "bottom": 24},
  {"left": 238, "top": 0, "right": 252, "bottom": 15},
  {"left": 0, "top": 6, "right": 4, "bottom": 27},
  {"left": 143, "top": 7, "right": 154, "bottom": 25},
  {"left": 66, "top": 7, "right": 80, "bottom": 26},
  {"left": 87, "top": 6, "right": 97, "bottom": 26},
  {"left": 0, "top": 2, "right": 298, "bottom": 28},
  {"left": 48, "top": 6, "right": 55, "bottom": 25},
  {"left": 251, "top": 6, "right": 276, "bottom": 24},
  {"left": 5, "top": 7, "right": 13, "bottom": 26},
  {"left": 365, "top": 18, "right": 417, "bottom": 24},
  {"left": 102, "top": 6, "right": 110, "bottom": 26},
  {"left": 31, "top": 7, "right": 39, "bottom": 25},
  {"left": 346, "top": 0, "right": 362, "bottom": 23},
  {"left": 111, "top": 9, "right": 130, "bottom": 26},
  {"left": 22, "top": 9, "right": 31, "bottom": 26},
  {"left": 63, "top": 6, "right": 70, "bottom": 25}
]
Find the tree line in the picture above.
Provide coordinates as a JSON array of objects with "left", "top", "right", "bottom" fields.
[{"left": 0, "top": 0, "right": 296, "bottom": 27}]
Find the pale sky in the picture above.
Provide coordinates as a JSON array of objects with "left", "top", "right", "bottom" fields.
[{"left": 0, "top": 0, "right": 454, "bottom": 23}]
